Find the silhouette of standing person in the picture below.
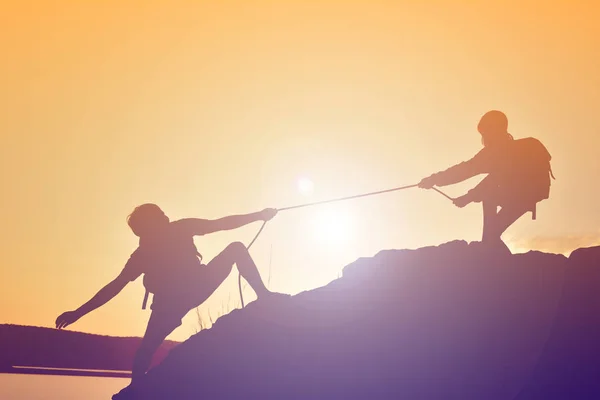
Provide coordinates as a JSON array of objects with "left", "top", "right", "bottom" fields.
[
  {"left": 56, "top": 204, "right": 283, "bottom": 389},
  {"left": 418, "top": 110, "right": 554, "bottom": 251}
]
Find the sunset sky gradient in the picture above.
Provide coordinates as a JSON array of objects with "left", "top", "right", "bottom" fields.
[{"left": 1, "top": 1, "right": 599, "bottom": 341}]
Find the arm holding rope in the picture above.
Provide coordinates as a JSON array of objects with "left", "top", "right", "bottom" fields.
[
  {"left": 419, "top": 148, "right": 491, "bottom": 189},
  {"left": 177, "top": 209, "right": 278, "bottom": 236},
  {"left": 443, "top": 173, "right": 497, "bottom": 208}
]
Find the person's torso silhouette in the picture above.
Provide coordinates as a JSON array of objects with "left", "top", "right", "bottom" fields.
[{"left": 122, "top": 220, "right": 204, "bottom": 310}]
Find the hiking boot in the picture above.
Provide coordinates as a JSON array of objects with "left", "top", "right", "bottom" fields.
[
  {"left": 246, "top": 291, "right": 292, "bottom": 312},
  {"left": 257, "top": 291, "right": 292, "bottom": 302},
  {"left": 112, "top": 384, "right": 136, "bottom": 400}
]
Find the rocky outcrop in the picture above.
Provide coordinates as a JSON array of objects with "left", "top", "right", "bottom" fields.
[{"left": 114, "top": 241, "right": 600, "bottom": 399}]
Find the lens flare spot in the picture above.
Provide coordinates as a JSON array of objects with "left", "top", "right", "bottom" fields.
[{"left": 297, "top": 177, "right": 315, "bottom": 196}]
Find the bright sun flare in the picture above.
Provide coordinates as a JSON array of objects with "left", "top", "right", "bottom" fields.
[
  {"left": 295, "top": 177, "right": 353, "bottom": 244},
  {"left": 297, "top": 177, "right": 314, "bottom": 196},
  {"left": 311, "top": 207, "right": 354, "bottom": 244}
]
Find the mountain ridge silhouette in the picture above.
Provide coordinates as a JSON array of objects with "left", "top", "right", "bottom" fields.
[
  {"left": 111, "top": 240, "right": 600, "bottom": 399},
  {"left": 0, "top": 324, "right": 178, "bottom": 374}
]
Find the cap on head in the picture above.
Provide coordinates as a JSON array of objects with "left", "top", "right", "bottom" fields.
[
  {"left": 127, "top": 203, "right": 169, "bottom": 237},
  {"left": 477, "top": 110, "right": 508, "bottom": 135}
]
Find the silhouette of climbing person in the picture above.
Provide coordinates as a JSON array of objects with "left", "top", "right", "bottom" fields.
[
  {"left": 55, "top": 204, "right": 282, "bottom": 388},
  {"left": 418, "top": 110, "right": 554, "bottom": 251}
]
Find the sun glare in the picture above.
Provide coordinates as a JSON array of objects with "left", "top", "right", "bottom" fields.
[
  {"left": 311, "top": 206, "right": 354, "bottom": 244},
  {"left": 297, "top": 177, "right": 315, "bottom": 196}
]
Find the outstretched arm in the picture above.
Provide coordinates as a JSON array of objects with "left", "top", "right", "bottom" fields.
[
  {"left": 55, "top": 273, "right": 130, "bottom": 329},
  {"left": 452, "top": 175, "right": 498, "bottom": 208},
  {"left": 465, "top": 174, "right": 497, "bottom": 202},
  {"left": 419, "top": 148, "right": 491, "bottom": 189},
  {"left": 177, "top": 208, "right": 277, "bottom": 236}
]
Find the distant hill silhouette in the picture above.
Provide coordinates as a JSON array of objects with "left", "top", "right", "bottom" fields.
[
  {"left": 0, "top": 324, "right": 178, "bottom": 375},
  {"left": 113, "top": 241, "right": 600, "bottom": 400}
]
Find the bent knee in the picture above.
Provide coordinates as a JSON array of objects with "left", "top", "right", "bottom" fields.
[
  {"left": 226, "top": 241, "right": 247, "bottom": 254},
  {"left": 214, "top": 241, "right": 249, "bottom": 266}
]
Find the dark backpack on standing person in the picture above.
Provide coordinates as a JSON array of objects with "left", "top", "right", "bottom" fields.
[{"left": 509, "top": 137, "right": 555, "bottom": 218}]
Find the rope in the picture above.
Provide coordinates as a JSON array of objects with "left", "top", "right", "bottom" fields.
[
  {"left": 432, "top": 187, "right": 454, "bottom": 202},
  {"left": 278, "top": 183, "right": 419, "bottom": 212},
  {"left": 237, "top": 183, "right": 453, "bottom": 308},
  {"left": 239, "top": 220, "right": 268, "bottom": 308}
]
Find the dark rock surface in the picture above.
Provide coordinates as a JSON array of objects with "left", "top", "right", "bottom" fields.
[{"left": 114, "top": 241, "right": 600, "bottom": 399}]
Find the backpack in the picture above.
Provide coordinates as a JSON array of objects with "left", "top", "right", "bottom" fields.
[
  {"left": 140, "top": 227, "right": 203, "bottom": 310},
  {"left": 506, "top": 137, "right": 555, "bottom": 218}
]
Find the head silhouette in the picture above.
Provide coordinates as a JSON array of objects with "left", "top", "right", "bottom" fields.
[
  {"left": 477, "top": 110, "right": 513, "bottom": 147},
  {"left": 127, "top": 204, "right": 170, "bottom": 238}
]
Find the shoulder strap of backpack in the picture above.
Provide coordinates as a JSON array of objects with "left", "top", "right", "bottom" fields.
[{"left": 142, "top": 289, "right": 150, "bottom": 310}]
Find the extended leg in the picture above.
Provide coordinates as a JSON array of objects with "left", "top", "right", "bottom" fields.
[
  {"left": 492, "top": 205, "right": 529, "bottom": 239},
  {"left": 206, "top": 241, "right": 270, "bottom": 299},
  {"left": 481, "top": 200, "right": 499, "bottom": 243},
  {"left": 131, "top": 311, "right": 181, "bottom": 384},
  {"left": 482, "top": 201, "right": 529, "bottom": 244}
]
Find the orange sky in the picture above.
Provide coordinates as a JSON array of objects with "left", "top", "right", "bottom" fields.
[{"left": 1, "top": 1, "right": 599, "bottom": 342}]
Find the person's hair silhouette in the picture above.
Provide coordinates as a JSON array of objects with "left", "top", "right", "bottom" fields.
[
  {"left": 419, "top": 110, "right": 554, "bottom": 250},
  {"left": 56, "top": 204, "right": 284, "bottom": 388}
]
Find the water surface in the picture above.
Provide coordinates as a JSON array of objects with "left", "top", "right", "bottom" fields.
[{"left": 0, "top": 374, "right": 127, "bottom": 400}]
